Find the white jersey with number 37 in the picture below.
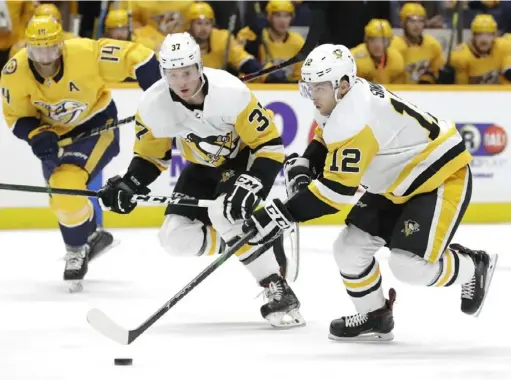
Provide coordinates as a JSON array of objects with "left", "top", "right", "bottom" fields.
[{"left": 309, "top": 78, "right": 472, "bottom": 209}]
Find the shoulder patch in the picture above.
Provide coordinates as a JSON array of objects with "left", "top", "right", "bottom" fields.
[{"left": 3, "top": 59, "right": 17, "bottom": 75}]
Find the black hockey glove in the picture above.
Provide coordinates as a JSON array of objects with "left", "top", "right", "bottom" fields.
[
  {"left": 242, "top": 198, "right": 294, "bottom": 245},
  {"left": 98, "top": 174, "right": 150, "bottom": 214},
  {"left": 437, "top": 65, "right": 455, "bottom": 84},
  {"left": 284, "top": 153, "right": 312, "bottom": 198},
  {"left": 223, "top": 173, "right": 263, "bottom": 224},
  {"left": 29, "top": 127, "right": 60, "bottom": 166}
]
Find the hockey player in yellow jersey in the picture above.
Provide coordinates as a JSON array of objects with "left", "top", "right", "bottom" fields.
[
  {"left": 98, "top": 32, "right": 304, "bottom": 328},
  {"left": 9, "top": 3, "right": 75, "bottom": 59},
  {"left": 236, "top": 1, "right": 305, "bottom": 82},
  {"left": 244, "top": 44, "right": 498, "bottom": 341},
  {"left": 390, "top": 3, "right": 445, "bottom": 84},
  {"left": 185, "top": 2, "right": 266, "bottom": 77},
  {"left": 439, "top": 14, "right": 511, "bottom": 84},
  {"left": 119, "top": 0, "right": 193, "bottom": 33},
  {"left": 351, "top": 19, "right": 405, "bottom": 84},
  {"left": 1, "top": 15, "right": 161, "bottom": 292},
  {"left": 104, "top": 9, "right": 165, "bottom": 53}
]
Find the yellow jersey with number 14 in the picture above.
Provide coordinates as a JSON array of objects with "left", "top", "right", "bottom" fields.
[{"left": 1, "top": 38, "right": 157, "bottom": 139}]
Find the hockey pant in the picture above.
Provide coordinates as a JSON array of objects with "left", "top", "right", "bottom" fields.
[{"left": 335, "top": 166, "right": 476, "bottom": 314}]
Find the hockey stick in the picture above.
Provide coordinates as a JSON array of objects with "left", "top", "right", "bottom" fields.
[
  {"left": 222, "top": 12, "right": 237, "bottom": 70},
  {"left": 95, "top": 0, "right": 109, "bottom": 39},
  {"left": 239, "top": 7, "right": 324, "bottom": 82},
  {"left": 127, "top": 0, "right": 133, "bottom": 41},
  {"left": 0, "top": 183, "right": 215, "bottom": 208},
  {"left": 445, "top": 11, "right": 459, "bottom": 66},
  {"left": 57, "top": 115, "right": 135, "bottom": 148},
  {"left": 87, "top": 229, "right": 257, "bottom": 345}
]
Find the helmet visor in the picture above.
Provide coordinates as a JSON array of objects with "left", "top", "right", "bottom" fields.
[
  {"left": 27, "top": 44, "right": 61, "bottom": 64},
  {"left": 299, "top": 81, "right": 333, "bottom": 100}
]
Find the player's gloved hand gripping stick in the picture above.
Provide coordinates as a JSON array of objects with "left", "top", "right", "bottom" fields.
[{"left": 0, "top": 182, "right": 215, "bottom": 208}]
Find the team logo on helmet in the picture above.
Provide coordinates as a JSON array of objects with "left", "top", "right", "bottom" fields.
[
  {"left": 34, "top": 100, "right": 87, "bottom": 125},
  {"left": 332, "top": 49, "right": 343, "bottom": 59}
]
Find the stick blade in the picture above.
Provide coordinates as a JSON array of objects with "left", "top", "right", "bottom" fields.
[{"left": 87, "top": 308, "right": 130, "bottom": 345}]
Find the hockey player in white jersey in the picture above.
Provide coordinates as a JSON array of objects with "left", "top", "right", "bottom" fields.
[
  {"left": 98, "top": 32, "right": 304, "bottom": 328},
  {"left": 243, "top": 44, "right": 498, "bottom": 340}
]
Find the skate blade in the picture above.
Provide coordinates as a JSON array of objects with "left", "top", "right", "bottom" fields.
[
  {"left": 266, "top": 308, "right": 306, "bottom": 329},
  {"left": 472, "top": 253, "right": 498, "bottom": 318},
  {"left": 67, "top": 280, "right": 83, "bottom": 293},
  {"left": 328, "top": 331, "right": 394, "bottom": 342},
  {"left": 88, "top": 238, "right": 120, "bottom": 262}
]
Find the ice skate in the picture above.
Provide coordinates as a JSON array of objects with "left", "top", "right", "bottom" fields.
[
  {"left": 451, "top": 244, "right": 498, "bottom": 317},
  {"left": 329, "top": 288, "right": 396, "bottom": 342},
  {"left": 87, "top": 229, "right": 118, "bottom": 262},
  {"left": 260, "top": 274, "right": 305, "bottom": 328},
  {"left": 64, "top": 245, "right": 89, "bottom": 293}
]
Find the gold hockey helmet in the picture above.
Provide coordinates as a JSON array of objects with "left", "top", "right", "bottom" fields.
[
  {"left": 186, "top": 2, "right": 215, "bottom": 23},
  {"left": 365, "top": 19, "right": 393, "bottom": 39},
  {"left": 266, "top": 1, "right": 295, "bottom": 16},
  {"left": 400, "top": 3, "right": 426, "bottom": 23},
  {"left": 34, "top": 3, "right": 62, "bottom": 23},
  {"left": 25, "top": 15, "right": 63, "bottom": 47},
  {"left": 105, "top": 9, "right": 129, "bottom": 29},
  {"left": 471, "top": 14, "right": 497, "bottom": 34}
]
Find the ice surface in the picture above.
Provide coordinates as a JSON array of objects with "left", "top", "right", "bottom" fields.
[{"left": 0, "top": 225, "right": 510, "bottom": 380}]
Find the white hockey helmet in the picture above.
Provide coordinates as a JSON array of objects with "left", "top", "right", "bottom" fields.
[
  {"left": 159, "top": 32, "right": 205, "bottom": 93},
  {"left": 300, "top": 44, "right": 356, "bottom": 101}
]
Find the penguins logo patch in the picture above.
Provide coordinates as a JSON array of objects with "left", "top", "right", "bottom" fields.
[
  {"left": 3, "top": 59, "right": 17, "bottom": 75},
  {"left": 185, "top": 132, "right": 240, "bottom": 164},
  {"left": 402, "top": 220, "right": 420, "bottom": 237}
]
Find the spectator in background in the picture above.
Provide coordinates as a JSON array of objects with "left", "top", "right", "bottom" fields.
[
  {"left": 351, "top": 19, "right": 405, "bottom": 84},
  {"left": 439, "top": 14, "right": 511, "bottom": 84},
  {"left": 391, "top": 2, "right": 445, "bottom": 83},
  {"left": 119, "top": 0, "right": 193, "bottom": 35},
  {"left": 391, "top": 1, "right": 446, "bottom": 28},
  {"left": 103, "top": 9, "right": 164, "bottom": 52},
  {"left": 236, "top": 0, "right": 304, "bottom": 83},
  {"left": 9, "top": 3, "right": 74, "bottom": 59},
  {"left": 0, "top": 0, "right": 34, "bottom": 72},
  {"left": 185, "top": 2, "right": 264, "bottom": 77}
]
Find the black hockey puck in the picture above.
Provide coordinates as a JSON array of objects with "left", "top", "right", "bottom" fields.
[{"left": 114, "top": 358, "right": 133, "bottom": 366}]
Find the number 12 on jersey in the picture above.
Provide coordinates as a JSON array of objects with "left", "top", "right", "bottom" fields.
[{"left": 329, "top": 148, "right": 361, "bottom": 173}]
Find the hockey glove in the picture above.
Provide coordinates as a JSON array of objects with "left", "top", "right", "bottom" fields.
[
  {"left": 224, "top": 173, "right": 263, "bottom": 224},
  {"left": 437, "top": 65, "right": 455, "bottom": 84},
  {"left": 243, "top": 198, "right": 294, "bottom": 245},
  {"left": 284, "top": 153, "right": 312, "bottom": 198},
  {"left": 29, "top": 126, "right": 60, "bottom": 166},
  {"left": 98, "top": 175, "right": 150, "bottom": 214}
]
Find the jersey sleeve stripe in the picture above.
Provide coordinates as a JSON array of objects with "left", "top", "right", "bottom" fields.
[
  {"left": 320, "top": 177, "right": 358, "bottom": 196},
  {"left": 250, "top": 137, "right": 283, "bottom": 153},
  {"left": 286, "top": 187, "right": 339, "bottom": 222},
  {"left": 309, "top": 181, "right": 352, "bottom": 211}
]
